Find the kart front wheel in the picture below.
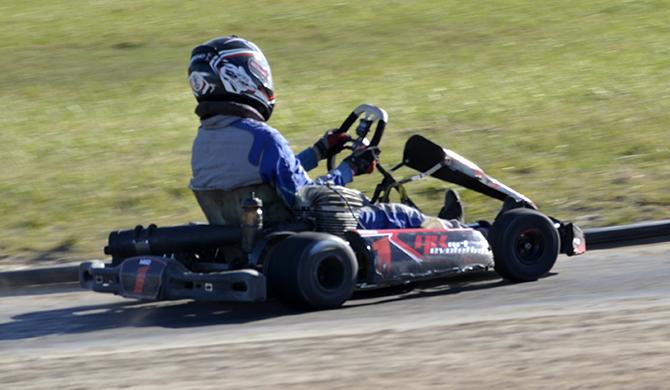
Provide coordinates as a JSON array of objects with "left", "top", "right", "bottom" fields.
[
  {"left": 490, "top": 208, "right": 560, "bottom": 282},
  {"left": 265, "top": 232, "right": 358, "bottom": 310}
]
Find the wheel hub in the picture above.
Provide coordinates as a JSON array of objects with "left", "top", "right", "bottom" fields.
[
  {"left": 515, "top": 229, "right": 544, "bottom": 264},
  {"left": 316, "top": 256, "right": 345, "bottom": 291}
]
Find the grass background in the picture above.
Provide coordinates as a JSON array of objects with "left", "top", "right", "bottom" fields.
[{"left": 1, "top": 0, "right": 669, "bottom": 264}]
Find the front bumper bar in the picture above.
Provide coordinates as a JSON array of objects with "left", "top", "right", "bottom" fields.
[
  {"left": 555, "top": 221, "right": 586, "bottom": 256},
  {"left": 79, "top": 256, "right": 266, "bottom": 302}
]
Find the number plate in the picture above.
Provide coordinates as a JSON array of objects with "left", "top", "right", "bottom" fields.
[{"left": 119, "top": 257, "right": 168, "bottom": 300}]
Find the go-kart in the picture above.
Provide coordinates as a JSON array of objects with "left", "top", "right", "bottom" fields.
[{"left": 80, "top": 104, "right": 586, "bottom": 310}]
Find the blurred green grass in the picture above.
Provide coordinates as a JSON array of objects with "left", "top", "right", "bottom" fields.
[{"left": 1, "top": 0, "right": 669, "bottom": 262}]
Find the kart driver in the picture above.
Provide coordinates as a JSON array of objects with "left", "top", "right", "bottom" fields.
[{"left": 188, "top": 36, "right": 463, "bottom": 229}]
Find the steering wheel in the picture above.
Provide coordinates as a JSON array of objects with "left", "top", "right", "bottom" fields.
[{"left": 326, "top": 104, "right": 388, "bottom": 171}]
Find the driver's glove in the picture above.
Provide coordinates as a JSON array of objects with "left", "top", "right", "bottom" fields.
[
  {"left": 312, "top": 130, "right": 351, "bottom": 160},
  {"left": 343, "top": 146, "right": 380, "bottom": 176}
]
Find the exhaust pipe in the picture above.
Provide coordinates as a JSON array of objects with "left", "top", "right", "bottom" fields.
[{"left": 104, "top": 224, "right": 242, "bottom": 260}]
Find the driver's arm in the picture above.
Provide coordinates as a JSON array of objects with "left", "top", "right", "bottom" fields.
[
  {"left": 258, "top": 132, "right": 353, "bottom": 207},
  {"left": 296, "top": 147, "right": 319, "bottom": 171},
  {"left": 296, "top": 130, "right": 350, "bottom": 172}
]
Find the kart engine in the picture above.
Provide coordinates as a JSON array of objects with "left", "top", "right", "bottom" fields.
[{"left": 294, "top": 185, "right": 365, "bottom": 237}]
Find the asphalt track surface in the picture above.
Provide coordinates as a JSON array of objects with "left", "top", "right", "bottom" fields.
[{"left": 1, "top": 243, "right": 669, "bottom": 389}]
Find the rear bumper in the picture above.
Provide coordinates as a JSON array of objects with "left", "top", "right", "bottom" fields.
[{"left": 79, "top": 256, "right": 266, "bottom": 302}]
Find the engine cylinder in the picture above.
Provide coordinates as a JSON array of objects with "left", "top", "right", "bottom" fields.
[{"left": 294, "top": 185, "right": 365, "bottom": 237}]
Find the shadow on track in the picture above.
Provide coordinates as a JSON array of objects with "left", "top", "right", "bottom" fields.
[
  {"left": 0, "top": 271, "right": 555, "bottom": 341},
  {"left": 350, "top": 271, "right": 501, "bottom": 299},
  {"left": 0, "top": 299, "right": 299, "bottom": 341},
  {"left": 0, "top": 282, "right": 81, "bottom": 298},
  {"left": 348, "top": 270, "right": 556, "bottom": 307}
]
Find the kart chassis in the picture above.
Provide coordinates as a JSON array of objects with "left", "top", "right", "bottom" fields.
[{"left": 80, "top": 104, "right": 585, "bottom": 308}]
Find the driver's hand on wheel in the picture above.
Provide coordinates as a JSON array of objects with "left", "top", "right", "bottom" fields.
[
  {"left": 343, "top": 146, "right": 380, "bottom": 176},
  {"left": 312, "top": 130, "right": 351, "bottom": 160}
]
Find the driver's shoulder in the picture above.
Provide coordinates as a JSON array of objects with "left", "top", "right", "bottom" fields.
[{"left": 233, "top": 118, "right": 288, "bottom": 146}]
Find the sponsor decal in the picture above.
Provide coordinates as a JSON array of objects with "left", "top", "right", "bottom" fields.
[
  {"left": 428, "top": 242, "right": 489, "bottom": 255},
  {"left": 414, "top": 235, "right": 488, "bottom": 255},
  {"left": 365, "top": 231, "right": 491, "bottom": 272},
  {"left": 359, "top": 230, "right": 493, "bottom": 280},
  {"left": 139, "top": 258, "right": 152, "bottom": 266}
]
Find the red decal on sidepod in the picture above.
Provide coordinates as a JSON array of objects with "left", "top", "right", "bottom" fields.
[
  {"left": 133, "top": 266, "right": 149, "bottom": 294},
  {"left": 371, "top": 237, "right": 393, "bottom": 274}
]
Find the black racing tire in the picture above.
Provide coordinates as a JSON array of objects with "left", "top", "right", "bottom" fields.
[
  {"left": 265, "top": 232, "right": 358, "bottom": 310},
  {"left": 490, "top": 208, "right": 560, "bottom": 282}
]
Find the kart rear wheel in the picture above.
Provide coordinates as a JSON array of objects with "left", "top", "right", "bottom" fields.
[
  {"left": 490, "top": 208, "right": 559, "bottom": 282},
  {"left": 265, "top": 232, "right": 358, "bottom": 310}
]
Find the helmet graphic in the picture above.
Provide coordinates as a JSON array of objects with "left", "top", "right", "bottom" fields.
[{"left": 188, "top": 36, "right": 275, "bottom": 120}]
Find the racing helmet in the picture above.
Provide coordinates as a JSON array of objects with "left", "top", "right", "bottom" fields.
[{"left": 188, "top": 36, "right": 275, "bottom": 120}]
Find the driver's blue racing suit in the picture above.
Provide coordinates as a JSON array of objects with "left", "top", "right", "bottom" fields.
[{"left": 190, "top": 114, "right": 435, "bottom": 229}]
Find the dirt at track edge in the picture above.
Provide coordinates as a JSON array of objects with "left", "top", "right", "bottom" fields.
[{"left": 2, "top": 303, "right": 669, "bottom": 389}]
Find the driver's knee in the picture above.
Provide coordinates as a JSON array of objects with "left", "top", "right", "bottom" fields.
[{"left": 421, "top": 216, "right": 464, "bottom": 229}]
